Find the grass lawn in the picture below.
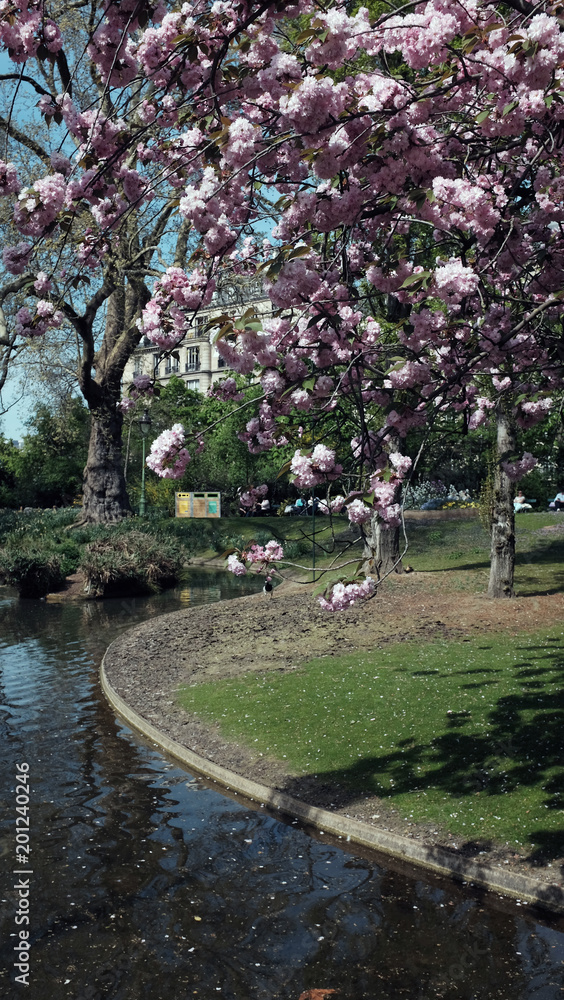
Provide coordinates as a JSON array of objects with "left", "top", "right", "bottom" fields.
[{"left": 178, "top": 512, "right": 564, "bottom": 859}]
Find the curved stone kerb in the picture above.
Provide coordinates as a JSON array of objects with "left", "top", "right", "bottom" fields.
[{"left": 100, "top": 654, "right": 564, "bottom": 915}]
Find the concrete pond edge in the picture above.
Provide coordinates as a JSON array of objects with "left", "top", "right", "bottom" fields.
[{"left": 100, "top": 656, "right": 564, "bottom": 916}]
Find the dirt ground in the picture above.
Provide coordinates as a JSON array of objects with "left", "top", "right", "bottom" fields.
[{"left": 102, "top": 564, "right": 564, "bottom": 890}]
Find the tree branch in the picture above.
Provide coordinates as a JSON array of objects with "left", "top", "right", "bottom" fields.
[
  {"left": 0, "top": 74, "right": 51, "bottom": 97},
  {"left": 0, "top": 115, "right": 51, "bottom": 166}
]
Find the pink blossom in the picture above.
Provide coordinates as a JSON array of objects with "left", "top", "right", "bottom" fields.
[
  {"left": 347, "top": 499, "right": 373, "bottom": 524},
  {"left": 501, "top": 453, "right": 538, "bottom": 482},
  {"left": 290, "top": 447, "right": 342, "bottom": 487},
  {"left": 146, "top": 424, "right": 190, "bottom": 479},
  {"left": 16, "top": 301, "right": 63, "bottom": 338},
  {"left": 246, "top": 540, "right": 284, "bottom": 564},
  {"left": 227, "top": 554, "right": 247, "bottom": 576},
  {"left": 515, "top": 398, "right": 552, "bottom": 429},
  {"left": 318, "top": 577, "right": 376, "bottom": 612},
  {"left": 0, "top": 161, "right": 20, "bottom": 196},
  {"left": 138, "top": 268, "right": 215, "bottom": 349},
  {"left": 3, "top": 242, "right": 32, "bottom": 275},
  {"left": 389, "top": 453, "right": 412, "bottom": 478},
  {"left": 33, "top": 272, "right": 53, "bottom": 294}
]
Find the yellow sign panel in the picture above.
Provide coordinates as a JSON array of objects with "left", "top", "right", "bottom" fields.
[{"left": 175, "top": 492, "right": 221, "bottom": 518}]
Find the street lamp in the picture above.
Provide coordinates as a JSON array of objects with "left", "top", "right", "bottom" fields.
[{"left": 138, "top": 408, "right": 152, "bottom": 516}]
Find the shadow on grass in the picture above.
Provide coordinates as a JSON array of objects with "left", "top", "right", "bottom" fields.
[{"left": 280, "top": 644, "right": 564, "bottom": 868}]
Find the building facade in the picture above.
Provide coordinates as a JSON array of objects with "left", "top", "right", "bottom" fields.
[{"left": 123, "top": 277, "right": 271, "bottom": 394}]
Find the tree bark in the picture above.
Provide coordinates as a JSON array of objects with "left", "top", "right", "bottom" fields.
[
  {"left": 488, "top": 407, "right": 516, "bottom": 598},
  {"left": 363, "top": 489, "right": 404, "bottom": 578},
  {"left": 77, "top": 283, "right": 149, "bottom": 523},
  {"left": 82, "top": 392, "right": 131, "bottom": 523}
]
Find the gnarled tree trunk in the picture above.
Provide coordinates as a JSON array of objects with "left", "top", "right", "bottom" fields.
[
  {"left": 488, "top": 407, "right": 516, "bottom": 598},
  {"left": 79, "top": 285, "right": 141, "bottom": 523},
  {"left": 82, "top": 392, "right": 131, "bottom": 523}
]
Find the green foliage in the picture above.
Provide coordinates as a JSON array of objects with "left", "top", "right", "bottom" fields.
[
  {"left": 125, "top": 377, "right": 295, "bottom": 511},
  {"left": 80, "top": 530, "right": 183, "bottom": 597},
  {"left": 0, "top": 398, "right": 90, "bottom": 508},
  {"left": 0, "top": 516, "right": 81, "bottom": 597},
  {"left": 0, "top": 546, "right": 69, "bottom": 598}
]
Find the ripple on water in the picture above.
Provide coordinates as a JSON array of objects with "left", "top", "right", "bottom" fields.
[{"left": 0, "top": 575, "right": 564, "bottom": 999}]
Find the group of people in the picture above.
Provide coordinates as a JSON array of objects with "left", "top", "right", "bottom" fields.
[
  {"left": 237, "top": 489, "right": 330, "bottom": 517},
  {"left": 515, "top": 490, "right": 564, "bottom": 511},
  {"left": 238, "top": 496, "right": 272, "bottom": 517},
  {"left": 283, "top": 496, "right": 328, "bottom": 516}
]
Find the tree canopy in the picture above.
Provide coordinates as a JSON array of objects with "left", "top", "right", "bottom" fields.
[{"left": 1, "top": 0, "right": 563, "bottom": 599}]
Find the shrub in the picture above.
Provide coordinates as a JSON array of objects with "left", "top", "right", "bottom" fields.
[
  {"left": 0, "top": 522, "right": 80, "bottom": 597},
  {"left": 80, "top": 531, "right": 183, "bottom": 597},
  {"left": 403, "top": 479, "right": 449, "bottom": 510},
  {"left": 0, "top": 545, "right": 69, "bottom": 598}
]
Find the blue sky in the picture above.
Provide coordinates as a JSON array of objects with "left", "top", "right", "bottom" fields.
[{"left": 1, "top": 383, "right": 31, "bottom": 441}]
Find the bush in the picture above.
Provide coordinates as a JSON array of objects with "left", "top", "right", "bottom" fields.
[
  {"left": 0, "top": 544, "right": 70, "bottom": 598},
  {"left": 80, "top": 531, "right": 183, "bottom": 597},
  {"left": 403, "top": 479, "right": 449, "bottom": 510},
  {"left": 0, "top": 518, "right": 81, "bottom": 597}
]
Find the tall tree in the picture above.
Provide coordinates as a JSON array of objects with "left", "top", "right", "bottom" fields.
[{"left": 0, "top": 0, "right": 562, "bottom": 604}]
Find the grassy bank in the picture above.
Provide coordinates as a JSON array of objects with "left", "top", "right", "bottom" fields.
[
  {"left": 176, "top": 512, "right": 564, "bottom": 858},
  {"left": 2, "top": 506, "right": 563, "bottom": 598}
]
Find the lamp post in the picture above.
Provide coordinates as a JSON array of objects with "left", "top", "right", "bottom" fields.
[{"left": 138, "top": 408, "right": 152, "bottom": 516}]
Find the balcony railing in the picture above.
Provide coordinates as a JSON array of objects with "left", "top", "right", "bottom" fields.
[{"left": 185, "top": 362, "right": 201, "bottom": 372}]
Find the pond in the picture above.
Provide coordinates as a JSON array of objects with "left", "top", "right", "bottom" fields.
[{"left": 0, "top": 569, "right": 563, "bottom": 1000}]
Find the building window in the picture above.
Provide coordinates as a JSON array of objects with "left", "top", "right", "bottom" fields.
[
  {"left": 186, "top": 346, "right": 200, "bottom": 372},
  {"left": 217, "top": 355, "right": 226, "bottom": 369},
  {"left": 133, "top": 354, "right": 143, "bottom": 375},
  {"left": 165, "top": 353, "right": 180, "bottom": 374},
  {"left": 153, "top": 354, "right": 160, "bottom": 377},
  {"left": 186, "top": 379, "right": 200, "bottom": 392}
]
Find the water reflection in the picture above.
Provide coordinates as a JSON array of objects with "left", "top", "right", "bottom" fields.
[{"left": 0, "top": 575, "right": 563, "bottom": 1000}]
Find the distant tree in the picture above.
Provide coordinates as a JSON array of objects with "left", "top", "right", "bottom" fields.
[{"left": 8, "top": 398, "right": 90, "bottom": 508}]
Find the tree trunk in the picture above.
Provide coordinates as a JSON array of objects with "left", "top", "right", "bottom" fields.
[
  {"left": 363, "top": 507, "right": 404, "bottom": 578},
  {"left": 82, "top": 394, "right": 131, "bottom": 523},
  {"left": 488, "top": 407, "right": 516, "bottom": 598}
]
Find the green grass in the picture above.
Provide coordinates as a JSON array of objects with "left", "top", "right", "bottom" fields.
[
  {"left": 178, "top": 626, "right": 564, "bottom": 860},
  {"left": 400, "top": 512, "right": 564, "bottom": 597}
]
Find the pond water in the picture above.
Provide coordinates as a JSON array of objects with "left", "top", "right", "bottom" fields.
[{"left": 1, "top": 569, "right": 564, "bottom": 1000}]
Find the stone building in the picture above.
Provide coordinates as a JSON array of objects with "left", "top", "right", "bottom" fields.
[{"left": 123, "top": 276, "right": 271, "bottom": 394}]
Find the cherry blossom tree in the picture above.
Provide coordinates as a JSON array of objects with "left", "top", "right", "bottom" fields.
[{"left": 0, "top": 0, "right": 562, "bottom": 604}]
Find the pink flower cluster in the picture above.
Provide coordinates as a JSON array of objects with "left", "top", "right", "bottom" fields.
[
  {"left": 208, "top": 377, "right": 244, "bottom": 402},
  {"left": 118, "top": 374, "right": 154, "bottom": 413},
  {"left": 239, "top": 484, "right": 268, "bottom": 509},
  {"left": 246, "top": 541, "right": 284, "bottom": 564},
  {"left": 515, "top": 398, "right": 552, "bottom": 429},
  {"left": 318, "top": 577, "right": 376, "bottom": 612},
  {"left": 0, "top": 161, "right": 20, "bottom": 197},
  {"left": 15, "top": 301, "right": 64, "bottom": 338},
  {"left": 13, "top": 173, "right": 67, "bottom": 237},
  {"left": 146, "top": 424, "right": 191, "bottom": 479},
  {"left": 227, "top": 554, "right": 247, "bottom": 576},
  {"left": 347, "top": 498, "right": 373, "bottom": 525},
  {"left": 226, "top": 539, "right": 284, "bottom": 577},
  {"left": 138, "top": 268, "right": 215, "bottom": 349},
  {"left": 290, "top": 445, "right": 342, "bottom": 488},
  {"left": 501, "top": 453, "right": 538, "bottom": 482},
  {"left": 3, "top": 242, "right": 32, "bottom": 275}
]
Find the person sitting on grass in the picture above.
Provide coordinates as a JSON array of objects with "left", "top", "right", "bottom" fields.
[
  {"left": 553, "top": 490, "right": 564, "bottom": 511},
  {"left": 514, "top": 490, "right": 532, "bottom": 511}
]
